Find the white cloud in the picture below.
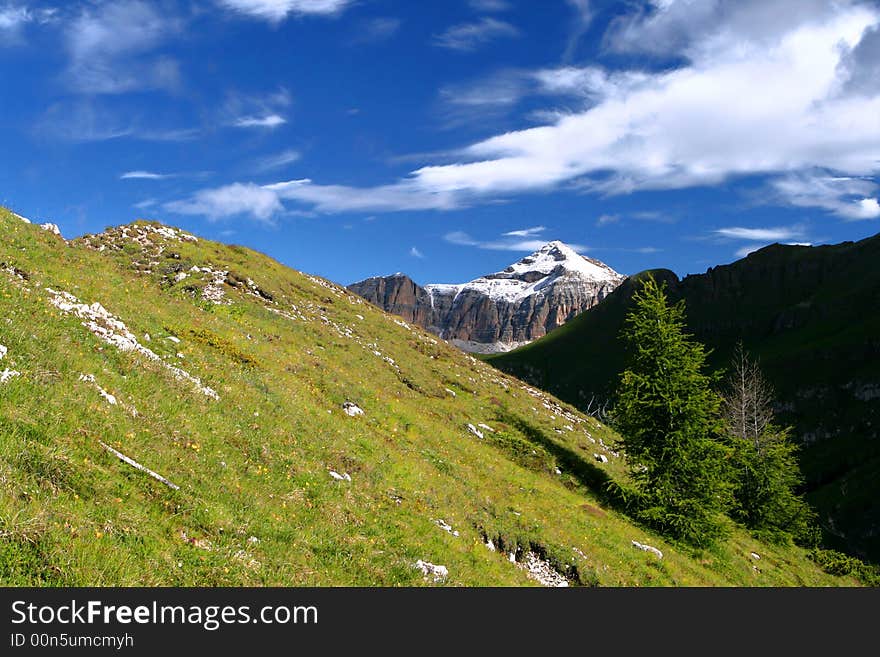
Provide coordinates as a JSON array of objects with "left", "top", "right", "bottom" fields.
[
  {"left": 164, "top": 183, "right": 284, "bottom": 223},
  {"left": 120, "top": 171, "right": 170, "bottom": 180},
  {"left": 173, "top": 2, "right": 880, "bottom": 220},
  {"left": 65, "top": 1, "right": 182, "bottom": 94},
  {"left": 715, "top": 226, "right": 805, "bottom": 241},
  {"left": 266, "top": 178, "right": 461, "bottom": 213},
  {"left": 233, "top": 114, "right": 287, "bottom": 129},
  {"left": 0, "top": 5, "right": 55, "bottom": 44},
  {"left": 771, "top": 172, "right": 880, "bottom": 220},
  {"left": 502, "top": 226, "right": 546, "bottom": 237},
  {"left": 596, "top": 214, "right": 619, "bottom": 227},
  {"left": 433, "top": 17, "right": 519, "bottom": 52},
  {"left": 224, "top": 88, "right": 291, "bottom": 130},
  {"left": 409, "top": 246, "right": 425, "bottom": 258},
  {"left": 444, "top": 230, "right": 585, "bottom": 253},
  {"left": 256, "top": 149, "right": 301, "bottom": 171},
  {"left": 217, "top": 0, "right": 352, "bottom": 23}
]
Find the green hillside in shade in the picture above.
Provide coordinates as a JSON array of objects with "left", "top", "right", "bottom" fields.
[
  {"left": 0, "top": 207, "right": 863, "bottom": 586},
  {"left": 486, "top": 235, "right": 880, "bottom": 563}
]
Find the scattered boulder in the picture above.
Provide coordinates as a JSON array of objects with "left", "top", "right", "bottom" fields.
[
  {"left": 329, "top": 470, "right": 352, "bottom": 481},
  {"left": 594, "top": 453, "right": 608, "bottom": 463},
  {"left": 466, "top": 423, "right": 484, "bottom": 439},
  {"left": 631, "top": 540, "right": 663, "bottom": 559},
  {"left": 414, "top": 560, "right": 448, "bottom": 582},
  {"left": 750, "top": 552, "right": 761, "bottom": 561},
  {"left": 0, "top": 344, "right": 6, "bottom": 360},
  {"left": 519, "top": 552, "right": 569, "bottom": 588},
  {"left": 39, "top": 222, "right": 62, "bottom": 237},
  {"left": 445, "top": 388, "right": 457, "bottom": 398},
  {"left": 343, "top": 402, "right": 364, "bottom": 417},
  {"left": 435, "top": 519, "right": 460, "bottom": 537},
  {"left": 477, "top": 423, "right": 494, "bottom": 433},
  {"left": 0, "top": 369, "right": 20, "bottom": 383}
]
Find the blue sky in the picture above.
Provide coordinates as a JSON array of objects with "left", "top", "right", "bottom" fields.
[{"left": 2, "top": 0, "right": 879, "bottom": 286}]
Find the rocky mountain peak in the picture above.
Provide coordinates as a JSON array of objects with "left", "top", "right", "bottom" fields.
[{"left": 349, "top": 241, "right": 626, "bottom": 353}]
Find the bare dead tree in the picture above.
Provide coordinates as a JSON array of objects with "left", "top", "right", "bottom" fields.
[{"left": 723, "top": 342, "right": 775, "bottom": 455}]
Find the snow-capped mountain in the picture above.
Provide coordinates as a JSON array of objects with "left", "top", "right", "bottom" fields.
[{"left": 348, "top": 241, "right": 626, "bottom": 354}]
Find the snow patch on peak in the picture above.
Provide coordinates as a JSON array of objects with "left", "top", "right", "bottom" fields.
[{"left": 501, "top": 241, "right": 620, "bottom": 282}]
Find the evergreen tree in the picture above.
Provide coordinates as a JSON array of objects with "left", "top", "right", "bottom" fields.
[
  {"left": 722, "top": 344, "right": 818, "bottom": 544},
  {"left": 614, "top": 274, "right": 731, "bottom": 545}
]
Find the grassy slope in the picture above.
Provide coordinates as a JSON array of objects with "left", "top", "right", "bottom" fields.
[
  {"left": 486, "top": 237, "right": 880, "bottom": 562},
  {"left": 0, "top": 209, "right": 856, "bottom": 586}
]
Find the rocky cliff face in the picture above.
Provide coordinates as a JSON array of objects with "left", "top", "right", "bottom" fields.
[{"left": 348, "top": 242, "right": 625, "bottom": 353}]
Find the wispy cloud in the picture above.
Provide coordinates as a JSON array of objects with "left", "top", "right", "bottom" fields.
[
  {"left": 409, "top": 246, "right": 425, "bottom": 258},
  {"left": 166, "top": 2, "right": 880, "bottom": 222},
  {"left": 502, "top": 226, "right": 546, "bottom": 237},
  {"left": 233, "top": 114, "right": 287, "bottom": 129},
  {"left": 596, "top": 214, "right": 619, "bottom": 227},
  {"left": 771, "top": 172, "right": 880, "bottom": 220},
  {"left": 352, "top": 17, "right": 401, "bottom": 44},
  {"left": 37, "top": 99, "right": 198, "bottom": 143},
  {"left": 120, "top": 170, "right": 171, "bottom": 180},
  {"left": 563, "top": 0, "right": 593, "bottom": 62},
  {"left": 715, "top": 226, "right": 806, "bottom": 241},
  {"left": 255, "top": 149, "right": 301, "bottom": 171},
  {"left": 217, "top": 0, "right": 353, "bottom": 23},
  {"left": 715, "top": 223, "right": 810, "bottom": 259},
  {"left": 0, "top": 5, "right": 55, "bottom": 44},
  {"left": 469, "top": 0, "right": 510, "bottom": 11},
  {"left": 433, "top": 17, "right": 519, "bottom": 52},
  {"left": 224, "top": 88, "right": 291, "bottom": 130},
  {"left": 164, "top": 182, "right": 286, "bottom": 223},
  {"left": 444, "top": 229, "right": 585, "bottom": 253},
  {"left": 277, "top": 1, "right": 880, "bottom": 217},
  {"left": 64, "top": 0, "right": 183, "bottom": 94}
]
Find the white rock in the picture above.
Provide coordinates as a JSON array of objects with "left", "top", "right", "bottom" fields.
[
  {"left": 343, "top": 402, "right": 364, "bottom": 417},
  {"left": 555, "top": 467, "right": 562, "bottom": 475},
  {"left": 248, "top": 536, "right": 260, "bottom": 544},
  {"left": 78, "top": 373, "right": 96, "bottom": 383},
  {"left": 520, "top": 552, "right": 570, "bottom": 587},
  {"left": 445, "top": 388, "right": 457, "bottom": 398},
  {"left": 414, "top": 560, "right": 448, "bottom": 582},
  {"left": 485, "top": 539, "right": 496, "bottom": 552},
  {"left": 98, "top": 388, "right": 118, "bottom": 405},
  {"left": 329, "top": 471, "right": 345, "bottom": 481},
  {"left": 39, "top": 222, "right": 62, "bottom": 237},
  {"left": 0, "top": 344, "right": 6, "bottom": 360},
  {"left": 750, "top": 552, "right": 761, "bottom": 560},
  {"left": 466, "top": 423, "right": 484, "bottom": 439},
  {"left": 594, "top": 453, "right": 608, "bottom": 464},
  {"left": 0, "top": 369, "right": 21, "bottom": 383},
  {"left": 435, "top": 519, "right": 459, "bottom": 537},
  {"left": 46, "top": 288, "right": 219, "bottom": 400},
  {"left": 631, "top": 540, "right": 663, "bottom": 559},
  {"left": 477, "top": 423, "right": 494, "bottom": 433}
]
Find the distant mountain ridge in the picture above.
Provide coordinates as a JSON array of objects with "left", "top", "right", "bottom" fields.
[
  {"left": 487, "top": 234, "right": 880, "bottom": 563},
  {"left": 348, "top": 241, "right": 625, "bottom": 353}
]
